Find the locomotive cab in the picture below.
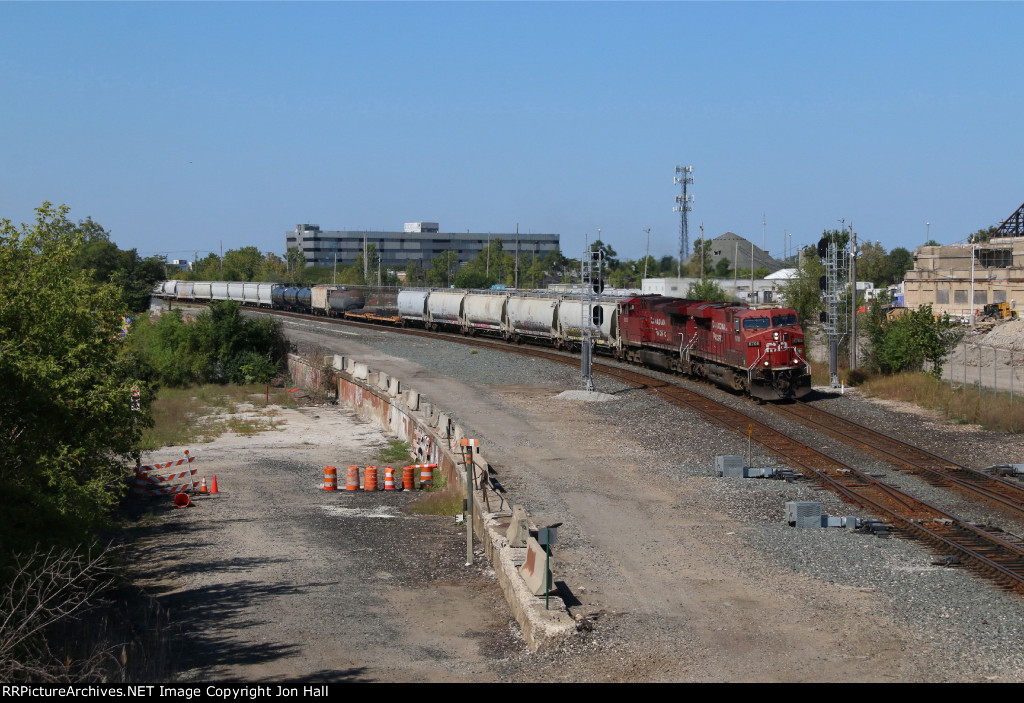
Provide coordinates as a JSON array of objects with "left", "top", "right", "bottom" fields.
[{"left": 736, "top": 308, "right": 811, "bottom": 400}]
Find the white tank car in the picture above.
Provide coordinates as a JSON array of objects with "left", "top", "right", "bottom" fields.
[
  {"left": 398, "top": 290, "right": 429, "bottom": 324},
  {"left": 506, "top": 295, "right": 559, "bottom": 341},
  {"left": 427, "top": 290, "right": 466, "bottom": 329},
  {"left": 556, "top": 299, "right": 619, "bottom": 348},
  {"left": 193, "top": 281, "right": 212, "bottom": 301},
  {"left": 462, "top": 293, "right": 508, "bottom": 335}
]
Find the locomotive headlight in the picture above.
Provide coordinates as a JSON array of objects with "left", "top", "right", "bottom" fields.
[
  {"left": 773, "top": 331, "right": 780, "bottom": 341},
  {"left": 763, "top": 360, "right": 770, "bottom": 366}
]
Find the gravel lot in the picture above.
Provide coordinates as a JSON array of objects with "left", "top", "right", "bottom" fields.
[{"left": 135, "top": 311, "right": 1024, "bottom": 682}]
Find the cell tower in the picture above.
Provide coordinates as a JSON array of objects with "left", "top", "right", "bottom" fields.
[{"left": 673, "top": 165, "right": 694, "bottom": 278}]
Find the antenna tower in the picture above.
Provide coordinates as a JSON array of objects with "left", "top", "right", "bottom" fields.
[{"left": 673, "top": 165, "right": 694, "bottom": 278}]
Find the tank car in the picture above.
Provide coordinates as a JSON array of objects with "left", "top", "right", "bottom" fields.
[
  {"left": 462, "top": 292, "right": 507, "bottom": 336},
  {"left": 328, "top": 288, "right": 366, "bottom": 316}
]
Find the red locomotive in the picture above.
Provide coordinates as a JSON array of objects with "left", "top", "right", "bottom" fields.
[{"left": 617, "top": 295, "right": 811, "bottom": 400}]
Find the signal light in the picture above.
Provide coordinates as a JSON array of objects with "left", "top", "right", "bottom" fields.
[
  {"left": 817, "top": 238, "right": 828, "bottom": 258},
  {"left": 592, "top": 305, "right": 604, "bottom": 326}
]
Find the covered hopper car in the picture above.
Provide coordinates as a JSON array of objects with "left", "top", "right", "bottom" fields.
[{"left": 152, "top": 282, "right": 809, "bottom": 400}]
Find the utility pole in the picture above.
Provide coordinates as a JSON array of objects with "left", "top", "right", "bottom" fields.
[
  {"left": 219, "top": 240, "right": 223, "bottom": 278},
  {"left": 700, "top": 222, "right": 705, "bottom": 282},
  {"left": 750, "top": 242, "right": 755, "bottom": 305},
  {"left": 850, "top": 226, "right": 858, "bottom": 369},
  {"left": 643, "top": 228, "right": 651, "bottom": 281},
  {"left": 515, "top": 224, "right": 520, "bottom": 289}
]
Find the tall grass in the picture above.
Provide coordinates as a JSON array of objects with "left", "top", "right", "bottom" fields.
[
  {"left": 375, "top": 439, "right": 413, "bottom": 466},
  {"left": 410, "top": 486, "right": 464, "bottom": 516},
  {"left": 140, "top": 384, "right": 299, "bottom": 450},
  {"left": 858, "top": 372, "right": 1024, "bottom": 433}
]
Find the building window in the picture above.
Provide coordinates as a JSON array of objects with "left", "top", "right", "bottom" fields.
[
  {"left": 954, "top": 290, "right": 968, "bottom": 304},
  {"left": 935, "top": 290, "right": 949, "bottom": 304},
  {"left": 994, "top": 290, "right": 1007, "bottom": 303},
  {"left": 974, "top": 290, "right": 987, "bottom": 304}
]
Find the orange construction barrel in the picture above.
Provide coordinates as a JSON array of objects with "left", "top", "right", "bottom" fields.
[
  {"left": 346, "top": 465, "right": 361, "bottom": 491},
  {"left": 323, "top": 466, "right": 338, "bottom": 491},
  {"left": 419, "top": 463, "right": 435, "bottom": 488},
  {"left": 401, "top": 466, "right": 415, "bottom": 491},
  {"left": 364, "top": 466, "right": 378, "bottom": 491}
]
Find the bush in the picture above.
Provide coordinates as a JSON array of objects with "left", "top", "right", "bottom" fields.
[
  {"left": 845, "top": 367, "right": 871, "bottom": 386},
  {"left": 130, "top": 302, "right": 287, "bottom": 388}
]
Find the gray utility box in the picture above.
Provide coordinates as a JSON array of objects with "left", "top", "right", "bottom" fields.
[
  {"left": 716, "top": 455, "right": 745, "bottom": 478},
  {"left": 786, "top": 501, "right": 823, "bottom": 528}
]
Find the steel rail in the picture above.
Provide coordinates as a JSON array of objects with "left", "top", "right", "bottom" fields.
[{"left": 261, "top": 308, "right": 1024, "bottom": 592}]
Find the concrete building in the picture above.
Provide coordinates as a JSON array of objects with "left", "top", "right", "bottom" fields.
[
  {"left": 286, "top": 222, "right": 560, "bottom": 271},
  {"left": 641, "top": 277, "right": 786, "bottom": 305},
  {"left": 904, "top": 239, "right": 1024, "bottom": 320}
]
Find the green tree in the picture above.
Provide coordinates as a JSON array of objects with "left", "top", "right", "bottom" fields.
[
  {"left": 777, "top": 246, "right": 826, "bottom": 333},
  {"left": 886, "top": 247, "right": 914, "bottom": 285},
  {"left": 285, "top": 246, "right": 306, "bottom": 283},
  {"left": 405, "top": 259, "right": 427, "bottom": 286},
  {"left": 0, "top": 203, "right": 148, "bottom": 560},
  {"left": 867, "top": 300, "right": 962, "bottom": 377},
  {"left": 687, "top": 278, "right": 729, "bottom": 301},
  {"left": 588, "top": 240, "right": 619, "bottom": 269},
  {"left": 857, "top": 241, "right": 889, "bottom": 288},
  {"left": 713, "top": 257, "right": 731, "bottom": 278},
  {"left": 130, "top": 301, "right": 285, "bottom": 387},
  {"left": 222, "top": 246, "right": 263, "bottom": 281},
  {"left": 427, "top": 251, "right": 459, "bottom": 287},
  {"left": 968, "top": 225, "right": 999, "bottom": 244},
  {"left": 688, "top": 240, "right": 714, "bottom": 277}
]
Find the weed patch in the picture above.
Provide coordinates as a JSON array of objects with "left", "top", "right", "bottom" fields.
[{"left": 410, "top": 487, "right": 464, "bottom": 516}]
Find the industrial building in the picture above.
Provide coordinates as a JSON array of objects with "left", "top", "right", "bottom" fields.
[
  {"left": 904, "top": 201, "right": 1024, "bottom": 319},
  {"left": 286, "top": 222, "right": 560, "bottom": 271},
  {"left": 904, "top": 240, "right": 1024, "bottom": 320}
]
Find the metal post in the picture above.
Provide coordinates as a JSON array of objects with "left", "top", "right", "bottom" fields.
[
  {"left": 979, "top": 344, "right": 983, "bottom": 392},
  {"left": 995, "top": 347, "right": 998, "bottom": 395},
  {"left": 1012, "top": 351, "right": 1015, "bottom": 404},
  {"left": 463, "top": 442, "right": 475, "bottom": 566}
]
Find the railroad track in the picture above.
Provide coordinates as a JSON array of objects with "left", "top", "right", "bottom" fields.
[
  {"left": 774, "top": 400, "right": 1024, "bottom": 516},
  {"left": 267, "top": 309, "right": 1024, "bottom": 593}
]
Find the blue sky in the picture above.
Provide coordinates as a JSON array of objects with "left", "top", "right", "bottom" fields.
[{"left": 2, "top": 1, "right": 1022, "bottom": 265}]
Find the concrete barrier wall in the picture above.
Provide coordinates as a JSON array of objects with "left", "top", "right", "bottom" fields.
[{"left": 287, "top": 353, "right": 574, "bottom": 651}]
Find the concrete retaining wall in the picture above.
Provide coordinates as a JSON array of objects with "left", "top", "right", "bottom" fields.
[{"left": 287, "top": 353, "right": 575, "bottom": 651}]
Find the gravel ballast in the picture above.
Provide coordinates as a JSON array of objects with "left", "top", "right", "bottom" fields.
[{"left": 258, "top": 314, "right": 1024, "bottom": 681}]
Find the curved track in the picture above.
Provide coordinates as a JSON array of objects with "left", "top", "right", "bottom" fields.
[{"left": 265, "top": 308, "right": 1024, "bottom": 594}]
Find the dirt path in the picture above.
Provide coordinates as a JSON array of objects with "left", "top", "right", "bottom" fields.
[{"left": 129, "top": 403, "right": 518, "bottom": 682}]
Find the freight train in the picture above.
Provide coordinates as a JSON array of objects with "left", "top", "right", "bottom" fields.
[{"left": 153, "top": 281, "right": 811, "bottom": 400}]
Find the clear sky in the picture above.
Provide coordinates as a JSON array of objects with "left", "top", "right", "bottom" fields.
[{"left": 2, "top": 1, "right": 1022, "bottom": 265}]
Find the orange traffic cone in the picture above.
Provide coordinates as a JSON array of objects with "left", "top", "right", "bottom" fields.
[
  {"left": 210, "top": 475, "right": 219, "bottom": 494},
  {"left": 200, "top": 476, "right": 208, "bottom": 494},
  {"left": 384, "top": 466, "right": 396, "bottom": 491}
]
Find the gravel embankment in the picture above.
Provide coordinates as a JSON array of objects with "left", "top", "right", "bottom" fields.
[{"left": 272, "top": 315, "right": 1024, "bottom": 681}]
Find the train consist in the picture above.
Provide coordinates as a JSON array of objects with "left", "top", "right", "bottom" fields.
[{"left": 153, "top": 281, "right": 811, "bottom": 400}]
